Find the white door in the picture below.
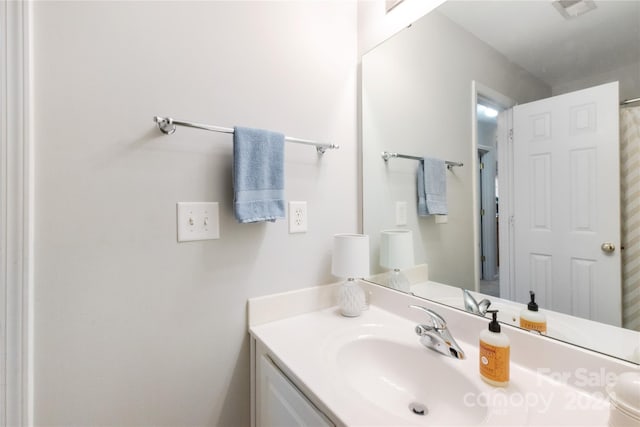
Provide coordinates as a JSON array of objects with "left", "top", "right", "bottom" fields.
[{"left": 513, "top": 82, "right": 621, "bottom": 326}]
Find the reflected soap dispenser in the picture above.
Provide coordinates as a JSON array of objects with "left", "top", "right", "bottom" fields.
[
  {"left": 479, "top": 310, "right": 510, "bottom": 387},
  {"left": 519, "top": 291, "right": 547, "bottom": 334}
]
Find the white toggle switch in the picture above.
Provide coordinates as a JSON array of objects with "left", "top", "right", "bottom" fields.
[{"left": 177, "top": 202, "right": 220, "bottom": 242}]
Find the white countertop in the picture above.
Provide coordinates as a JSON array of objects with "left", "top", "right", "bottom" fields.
[{"left": 250, "top": 302, "right": 613, "bottom": 426}]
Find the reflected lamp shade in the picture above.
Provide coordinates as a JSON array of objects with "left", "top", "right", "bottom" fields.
[
  {"left": 380, "top": 229, "right": 414, "bottom": 270},
  {"left": 332, "top": 234, "right": 370, "bottom": 279}
]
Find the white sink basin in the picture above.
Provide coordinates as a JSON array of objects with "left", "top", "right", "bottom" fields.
[
  {"left": 336, "top": 336, "right": 487, "bottom": 425},
  {"left": 320, "top": 321, "right": 531, "bottom": 426}
]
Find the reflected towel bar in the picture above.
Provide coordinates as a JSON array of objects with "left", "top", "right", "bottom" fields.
[
  {"left": 381, "top": 151, "right": 463, "bottom": 170},
  {"left": 621, "top": 97, "right": 640, "bottom": 105},
  {"left": 153, "top": 116, "right": 339, "bottom": 154}
]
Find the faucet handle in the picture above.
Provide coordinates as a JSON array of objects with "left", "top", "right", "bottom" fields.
[
  {"left": 462, "top": 289, "right": 492, "bottom": 315},
  {"left": 462, "top": 288, "right": 479, "bottom": 313},
  {"left": 409, "top": 305, "right": 447, "bottom": 329},
  {"left": 477, "top": 298, "right": 492, "bottom": 315}
]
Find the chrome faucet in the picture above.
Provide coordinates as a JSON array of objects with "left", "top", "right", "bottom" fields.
[
  {"left": 409, "top": 305, "right": 466, "bottom": 359},
  {"left": 462, "top": 288, "right": 491, "bottom": 316}
]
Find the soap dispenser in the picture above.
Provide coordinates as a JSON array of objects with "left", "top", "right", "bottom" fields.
[
  {"left": 519, "top": 291, "right": 547, "bottom": 334},
  {"left": 479, "top": 310, "right": 510, "bottom": 387}
]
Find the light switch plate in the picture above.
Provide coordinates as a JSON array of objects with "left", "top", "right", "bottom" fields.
[{"left": 177, "top": 202, "right": 220, "bottom": 242}]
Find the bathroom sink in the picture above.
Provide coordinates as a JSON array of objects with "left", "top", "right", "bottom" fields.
[
  {"left": 252, "top": 294, "right": 612, "bottom": 427},
  {"left": 335, "top": 336, "right": 487, "bottom": 425}
]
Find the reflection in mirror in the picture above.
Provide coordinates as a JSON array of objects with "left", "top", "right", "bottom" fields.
[
  {"left": 386, "top": 0, "right": 405, "bottom": 13},
  {"left": 380, "top": 229, "right": 414, "bottom": 291},
  {"left": 362, "top": 0, "right": 640, "bottom": 363}
]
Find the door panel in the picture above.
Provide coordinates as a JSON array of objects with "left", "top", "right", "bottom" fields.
[{"left": 513, "top": 82, "right": 621, "bottom": 326}]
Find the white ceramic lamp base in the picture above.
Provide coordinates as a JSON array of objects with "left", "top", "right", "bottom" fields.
[
  {"left": 388, "top": 268, "right": 410, "bottom": 292},
  {"left": 338, "top": 279, "right": 366, "bottom": 317}
]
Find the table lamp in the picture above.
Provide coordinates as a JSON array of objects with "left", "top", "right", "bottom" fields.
[
  {"left": 380, "top": 229, "right": 414, "bottom": 292},
  {"left": 332, "top": 234, "right": 370, "bottom": 317}
]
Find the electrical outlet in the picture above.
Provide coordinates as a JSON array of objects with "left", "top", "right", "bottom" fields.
[
  {"left": 288, "top": 201, "right": 308, "bottom": 233},
  {"left": 176, "top": 202, "right": 220, "bottom": 242}
]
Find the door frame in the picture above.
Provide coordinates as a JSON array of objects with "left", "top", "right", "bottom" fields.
[
  {"left": 1, "top": 1, "right": 34, "bottom": 425},
  {"left": 496, "top": 108, "right": 515, "bottom": 300},
  {"left": 471, "top": 81, "right": 515, "bottom": 295}
]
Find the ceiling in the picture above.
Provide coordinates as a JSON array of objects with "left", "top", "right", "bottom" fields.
[{"left": 438, "top": 0, "right": 640, "bottom": 89}]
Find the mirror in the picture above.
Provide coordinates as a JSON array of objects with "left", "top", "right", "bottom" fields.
[{"left": 362, "top": 0, "right": 640, "bottom": 363}]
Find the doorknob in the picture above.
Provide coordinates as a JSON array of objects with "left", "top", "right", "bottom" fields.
[{"left": 601, "top": 242, "right": 615, "bottom": 253}]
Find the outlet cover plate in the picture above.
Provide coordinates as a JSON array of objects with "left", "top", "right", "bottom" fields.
[
  {"left": 395, "top": 201, "right": 408, "bottom": 226},
  {"left": 177, "top": 202, "right": 220, "bottom": 242},
  {"left": 288, "top": 201, "right": 308, "bottom": 233}
]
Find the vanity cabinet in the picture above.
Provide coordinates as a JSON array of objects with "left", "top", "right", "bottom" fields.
[{"left": 255, "top": 349, "right": 335, "bottom": 427}]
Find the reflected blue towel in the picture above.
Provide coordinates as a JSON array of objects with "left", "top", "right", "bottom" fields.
[
  {"left": 233, "top": 126, "right": 285, "bottom": 223},
  {"left": 417, "top": 157, "right": 447, "bottom": 216}
]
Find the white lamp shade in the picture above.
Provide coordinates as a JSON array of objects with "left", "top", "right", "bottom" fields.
[
  {"left": 332, "top": 234, "right": 370, "bottom": 279},
  {"left": 380, "top": 229, "right": 414, "bottom": 270}
]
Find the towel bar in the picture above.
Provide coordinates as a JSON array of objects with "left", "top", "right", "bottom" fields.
[
  {"left": 381, "top": 151, "right": 463, "bottom": 170},
  {"left": 621, "top": 97, "right": 640, "bottom": 105},
  {"left": 153, "top": 116, "right": 339, "bottom": 154}
]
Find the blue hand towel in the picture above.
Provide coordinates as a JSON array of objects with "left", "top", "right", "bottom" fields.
[
  {"left": 417, "top": 157, "right": 448, "bottom": 216},
  {"left": 233, "top": 126, "right": 285, "bottom": 223}
]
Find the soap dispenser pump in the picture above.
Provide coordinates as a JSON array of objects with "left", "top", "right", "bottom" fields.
[
  {"left": 519, "top": 291, "right": 547, "bottom": 334},
  {"left": 479, "top": 310, "right": 510, "bottom": 387}
]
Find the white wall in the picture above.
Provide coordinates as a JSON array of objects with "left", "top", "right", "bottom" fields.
[
  {"left": 552, "top": 60, "right": 640, "bottom": 101},
  {"left": 362, "top": 10, "right": 550, "bottom": 289},
  {"left": 477, "top": 120, "right": 497, "bottom": 150},
  {"left": 32, "top": 2, "right": 357, "bottom": 425},
  {"left": 357, "top": 0, "right": 445, "bottom": 56}
]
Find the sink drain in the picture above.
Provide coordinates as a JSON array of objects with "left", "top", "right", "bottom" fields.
[{"left": 409, "top": 402, "right": 428, "bottom": 416}]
